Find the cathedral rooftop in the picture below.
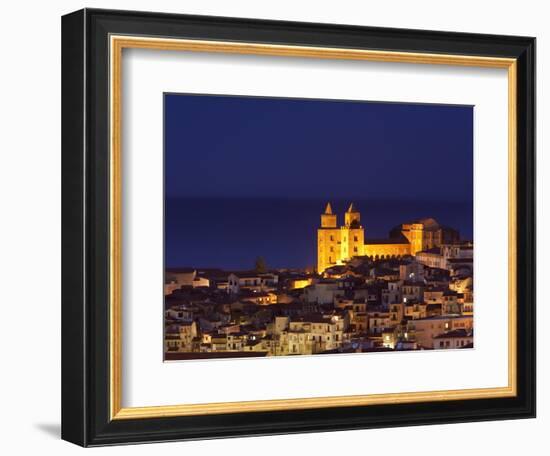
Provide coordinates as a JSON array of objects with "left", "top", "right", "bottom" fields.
[{"left": 364, "top": 237, "right": 410, "bottom": 245}]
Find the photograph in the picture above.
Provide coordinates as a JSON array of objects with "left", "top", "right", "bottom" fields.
[
  {"left": 57, "top": 5, "right": 536, "bottom": 448},
  {"left": 163, "top": 94, "right": 474, "bottom": 360}
]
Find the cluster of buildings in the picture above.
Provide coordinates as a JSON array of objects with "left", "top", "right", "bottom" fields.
[{"left": 164, "top": 203, "right": 473, "bottom": 359}]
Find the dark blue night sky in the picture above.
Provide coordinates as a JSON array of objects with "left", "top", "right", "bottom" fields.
[{"left": 164, "top": 94, "right": 473, "bottom": 270}]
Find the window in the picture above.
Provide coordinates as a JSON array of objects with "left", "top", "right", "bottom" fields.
[
  {"left": 354, "top": 236, "right": 358, "bottom": 242},
  {"left": 353, "top": 247, "right": 358, "bottom": 253}
]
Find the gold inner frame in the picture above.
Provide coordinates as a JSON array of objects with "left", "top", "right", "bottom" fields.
[{"left": 109, "top": 35, "right": 517, "bottom": 420}]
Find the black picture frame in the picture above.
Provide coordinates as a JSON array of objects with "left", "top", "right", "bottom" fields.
[{"left": 62, "top": 8, "right": 536, "bottom": 447}]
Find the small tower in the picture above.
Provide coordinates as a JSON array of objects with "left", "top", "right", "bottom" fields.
[
  {"left": 341, "top": 203, "right": 364, "bottom": 261},
  {"left": 321, "top": 202, "right": 337, "bottom": 228},
  {"left": 344, "top": 202, "right": 361, "bottom": 227},
  {"left": 318, "top": 202, "right": 340, "bottom": 274}
]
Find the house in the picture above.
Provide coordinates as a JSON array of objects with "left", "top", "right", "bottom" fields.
[
  {"left": 424, "top": 287, "right": 446, "bottom": 304},
  {"left": 303, "top": 280, "right": 341, "bottom": 304},
  {"left": 210, "top": 334, "right": 228, "bottom": 351},
  {"left": 407, "top": 315, "right": 473, "bottom": 349},
  {"left": 227, "top": 272, "right": 278, "bottom": 295},
  {"left": 367, "top": 309, "right": 390, "bottom": 335},
  {"left": 165, "top": 268, "right": 211, "bottom": 290},
  {"left": 399, "top": 261, "right": 425, "bottom": 282},
  {"left": 279, "top": 315, "right": 345, "bottom": 355},
  {"left": 164, "top": 321, "right": 198, "bottom": 352},
  {"left": 442, "top": 290, "right": 463, "bottom": 315},
  {"left": 401, "top": 280, "right": 425, "bottom": 302},
  {"left": 382, "top": 280, "right": 402, "bottom": 306},
  {"left": 227, "top": 272, "right": 264, "bottom": 294},
  {"left": 433, "top": 329, "right": 474, "bottom": 349},
  {"left": 239, "top": 290, "right": 277, "bottom": 305},
  {"left": 165, "top": 305, "right": 193, "bottom": 322}
]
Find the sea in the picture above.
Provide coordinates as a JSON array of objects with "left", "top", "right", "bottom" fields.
[{"left": 165, "top": 197, "right": 473, "bottom": 271}]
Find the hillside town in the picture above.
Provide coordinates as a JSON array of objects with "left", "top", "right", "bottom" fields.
[{"left": 164, "top": 204, "right": 473, "bottom": 359}]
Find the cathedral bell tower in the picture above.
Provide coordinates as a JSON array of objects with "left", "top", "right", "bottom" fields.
[
  {"left": 344, "top": 202, "right": 361, "bottom": 227},
  {"left": 321, "top": 202, "right": 337, "bottom": 227},
  {"left": 317, "top": 202, "right": 365, "bottom": 274},
  {"left": 341, "top": 203, "right": 364, "bottom": 261},
  {"left": 317, "top": 202, "right": 340, "bottom": 274}
]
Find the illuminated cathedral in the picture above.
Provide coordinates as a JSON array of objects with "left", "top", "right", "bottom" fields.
[{"left": 317, "top": 203, "right": 459, "bottom": 273}]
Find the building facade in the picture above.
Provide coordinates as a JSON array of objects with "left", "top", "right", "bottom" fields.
[
  {"left": 317, "top": 203, "right": 460, "bottom": 273},
  {"left": 317, "top": 203, "right": 364, "bottom": 274}
]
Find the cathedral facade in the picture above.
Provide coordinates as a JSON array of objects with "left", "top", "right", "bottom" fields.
[{"left": 317, "top": 203, "right": 459, "bottom": 273}]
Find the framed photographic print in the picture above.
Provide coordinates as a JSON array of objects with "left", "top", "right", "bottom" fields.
[{"left": 61, "top": 8, "right": 536, "bottom": 447}]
